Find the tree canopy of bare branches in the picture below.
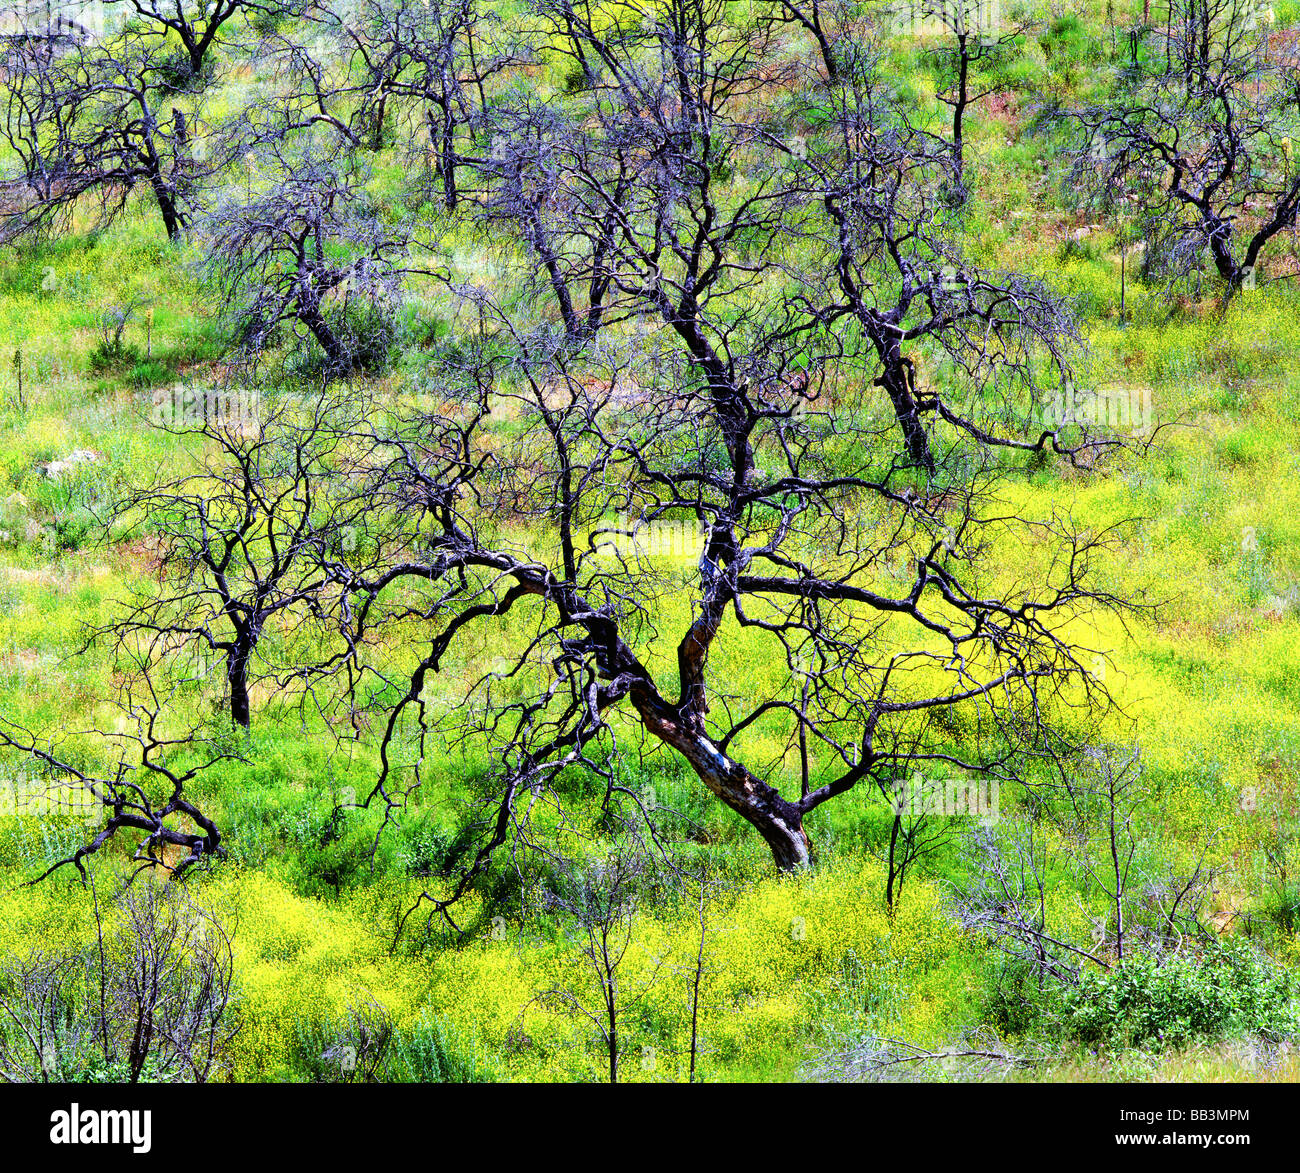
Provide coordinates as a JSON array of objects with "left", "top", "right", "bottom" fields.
[{"left": 1061, "top": 0, "right": 1300, "bottom": 301}]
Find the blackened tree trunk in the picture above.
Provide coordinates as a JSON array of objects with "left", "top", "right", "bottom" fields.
[
  {"left": 227, "top": 646, "right": 251, "bottom": 729},
  {"left": 297, "top": 297, "right": 349, "bottom": 370},
  {"left": 605, "top": 973, "right": 618, "bottom": 1084},
  {"left": 149, "top": 174, "right": 183, "bottom": 241},
  {"left": 887, "top": 811, "right": 903, "bottom": 911},
  {"left": 949, "top": 31, "right": 971, "bottom": 198},
  {"left": 428, "top": 104, "right": 459, "bottom": 210},
  {"left": 876, "top": 344, "right": 934, "bottom": 474},
  {"left": 632, "top": 688, "right": 811, "bottom": 869}
]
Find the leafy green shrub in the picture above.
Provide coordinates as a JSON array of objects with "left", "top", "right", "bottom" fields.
[
  {"left": 1062, "top": 942, "right": 1299, "bottom": 1050},
  {"left": 88, "top": 306, "right": 141, "bottom": 372},
  {"left": 394, "top": 821, "right": 454, "bottom": 878},
  {"left": 249, "top": 6, "right": 284, "bottom": 36},
  {"left": 51, "top": 505, "right": 98, "bottom": 552},
  {"left": 280, "top": 297, "right": 395, "bottom": 378},
  {"left": 981, "top": 959, "right": 1053, "bottom": 1038},
  {"left": 1039, "top": 13, "right": 1096, "bottom": 65},
  {"left": 88, "top": 338, "right": 140, "bottom": 373},
  {"left": 129, "top": 360, "right": 171, "bottom": 388}
]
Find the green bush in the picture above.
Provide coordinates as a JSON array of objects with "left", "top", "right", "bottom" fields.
[
  {"left": 1062, "top": 941, "right": 1299, "bottom": 1051},
  {"left": 88, "top": 338, "right": 140, "bottom": 373}
]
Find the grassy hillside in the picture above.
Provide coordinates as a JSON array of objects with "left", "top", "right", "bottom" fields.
[{"left": 1, "top": 0, "right": 1299, "bottom": 1083}]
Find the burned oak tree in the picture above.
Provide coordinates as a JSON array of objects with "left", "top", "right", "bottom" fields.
[
  {"left": 0, "top": 18, "right": 231, "bottom": 240},
  {"left": 336, "top": 0, "right": 520, "bottom": 202},
  {"left": 250, "top": 2, "right": 1144, "bottom": 923},
  {"left": 93, "top": 392, "right": 361, "bottom": 729},
  {"left": 197, "top": 140, "right": 418, "bottom": 371},
  {"left": 315, "top": 336, "right": 1129, "bottom": 918},
  {"left": 107, "top": 0, "right": 275, "bottom": 81},
  {"left": 1063, "top": 2, "right": 1300, "bottom": 301},
  {"left": 790, "top": 15, "right": 1091, "bottom": 472}
]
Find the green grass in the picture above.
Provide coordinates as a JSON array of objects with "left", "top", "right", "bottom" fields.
[{"left": 1, "top": 1, "right": 1299, "bottom": 1083}]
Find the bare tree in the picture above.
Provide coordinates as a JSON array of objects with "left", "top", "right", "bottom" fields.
[
  {"left": 881, "top": 769, "right": 958, "bottom": 913},
  {"left": 913, "top": 0, "right": 1031, "bottom": 200},
  {"left": 198, "top": 136, "right": 424, "bottom": 369},
  {"left": 1138, "top": 833, "right": 1219, "bottom": 952},
  {"left": 791, "top": 18, "right": 1104, "bottom": 473},
  {"left": 1062, "top": 745, "right": 1143, "bottom": 961},
  {"left": 314, "top": 306, "right": 1133, "bottom": 932},
  {"left": 94, "top": 390, "right": 360, "bottom": 729},
  {"left": 483, "top": 3, "right": 1115, "bottom": 471},
  {"left": 959, "top": 742, "right": 1186, "bottom": 991},
  {"left": 237, "top": 2, "right": 1147, "bottom": 939},
  {"left": 107, "top": 0, "right": 278, "bottom": 81},
  {"left": 0, "top": 952, "right": 89, "bottom": 1082},
  {"left": 112, "top": 884, "right": 236, "bottom": 1083},
  {"left": 0, "top": 883, "right": 235, "bottom": 1083},
  {"left": 534, "top": 834, "right": 664, "bottom": 1083},
  {"left": 337, "top": 0, "right": 520, "bottom": 201},
  {"left": 681, "top": 868, "right": 727, "bottom": 1082},
  {"left": 317, "top": 997, "right": 395, "bottom": 1083},
  {"left": 773, "top": 0, "right": 846, "bottom": 79},
  {"left": 9, "top": 1, "right": 1145, "bottom": 930},
  {"left": 803, "top": 1026, "right": 1046, "bottom": 1082},
  {"left": 0, "top": 20, "right": 229, "bottom": 240},
  {"left": 958, "top": 815, "right": 1102, "bottom": 987},
  {"left": 1062, "top": 3, "right": 1300, "bottom": 302}
]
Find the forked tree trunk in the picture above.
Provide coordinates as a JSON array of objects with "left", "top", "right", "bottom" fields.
[{"left": 632, "top": 691, "right": 811, "bottom": 869}]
